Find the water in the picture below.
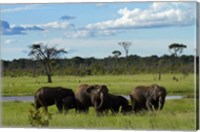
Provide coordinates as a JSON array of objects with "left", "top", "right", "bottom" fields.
[
  {"left": 122, "top": 95, "right": 185, "bottom": 100},
  {"left": 0, "top": 95, "right": 186, "bottom": 102},
  {"left": 1, "top": 96, "right": 34, "bottom": 102}
]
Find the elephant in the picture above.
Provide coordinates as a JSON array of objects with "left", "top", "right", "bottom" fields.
[
  {"left": 121, "top": 104, "right": 132, "bottom": 114},
  {"left": 34, "top": 86, "right": 75, "bottom": 113},
  {"left": 130, "top": 84, "right": 167, "bottom": 112},
  {"left": 75, "top": 84, "right": 109, "bottom": 113},
  {"left": 145, "top": 84, "right": 167, "bottom": 111},
  {"left": 89, "top": 90, "right": 131, "bottom": 115},
  {"left": 62, "top": 96, "right": 77, "bottom": 114}
]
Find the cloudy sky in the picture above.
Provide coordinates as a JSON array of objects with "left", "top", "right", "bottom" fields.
[{"left": 0, "top": 2, "right": 197, "bottom": 60}]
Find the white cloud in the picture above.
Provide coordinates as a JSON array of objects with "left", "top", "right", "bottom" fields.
[
  {"left": 19, "top": 21, "right": 72, "bottom": 30},
  {"left": 86, "top": 2, "right": 195, "bottom": 30},
  {"left": 64, "top": 29, "right": 117, "bottom": 38},
  {"left": 2, "top": 4, "right": 40, "bottom": 13},
  {"left": 39, "top": 21, "right": 71, "bottom": 29},
  {"left": 96, "top": 3, "right": 105, "bottom": 7},
  {"left": 73, "top": 2, "right": 195, "bottom": 38},
  {"left": 5, "top": 39, "right": 17, "bottom": 44}
]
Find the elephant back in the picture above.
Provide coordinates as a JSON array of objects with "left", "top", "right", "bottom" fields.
[
  {"left": 75, "top": 84, "right": 92, "bottom": 106},
  {"left": 131, "top": 86, "right": 148, "bottom": 103},
  {"left": 36, "top": 87, "right": 74, "bottom": 99}
]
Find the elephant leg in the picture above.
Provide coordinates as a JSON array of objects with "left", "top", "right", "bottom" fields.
[
  {"left": 159, "top": 97, "right": 165, "bottom": 110},
  {"left": 114, "top": 106, "right": 120, "bottom": 113},
  {"left": 80, "top": 107, "right": 89, "bottom": 113},
  {"left": 43, "top": 106, "right": 48, "bottom": 112},
  {"left": 35, "top": 103, "right": 41, "bottom": 110},
  {"left": 77, "top": 106, "right": 88, "bottom": 113},
  {"left": 63, "top": 105, "right": 69, "bottom": 114},
  {"left": 34, "top": 98, "right": 42, "bottom": 110},
  {"left": 64, "top": 108, "right": 68, "bottom": 115},
  {"left": 153, "top": 100, "right": 159, "bottom": 110},
  {"left": 85, "top": 107, "right": 89, "bottom": 113},
  {"left": 134, "top": 102, "right": 141, "bottom": 113},
  {"left": 56, "top": 103, "right": 63, "bottom": 113},
  {"left": 110, "top": 108, "right": 115, "bottom": 114},
  {"left": 130, "top": 96, "right": 140, "bottom": 113},
  {"left": 146, "top": 98, "right": 153, "bottom": 111},
  {"left": 104, "top": 109, "right": 109, "bottom": 114}
]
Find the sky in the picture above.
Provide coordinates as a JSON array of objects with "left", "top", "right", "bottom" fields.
[{"left": 0, "top": 2, "right": 197, "bottom": 61}]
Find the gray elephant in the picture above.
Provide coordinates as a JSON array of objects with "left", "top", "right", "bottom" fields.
[
  {"left": 75, "top": 84, "right": 109, "bottom": 113},
  {"left": 130, "top": 84, "right": 167, "bottom": 112},
  {"left": 34, "top": 86, "right": 75, "bottom": 113}
]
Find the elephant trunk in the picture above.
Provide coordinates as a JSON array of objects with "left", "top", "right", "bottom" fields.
[
  {"left": 159, "top": 97, "right": 165, "bottom": 110},
  {"left": 96, "top": 92, "right": 106, "bottom": 110}
]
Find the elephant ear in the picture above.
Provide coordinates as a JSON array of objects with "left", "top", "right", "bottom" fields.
[
  {"left": 97, "top": 85, "right": 109, "bottom": 93},
  {"left": 148, "top": 88, "right": 157, "bottom": 100},
  {"left": 158, "top": 86, "right": 167, "bottom": 97},
  {"left": 86, "top": 86, "right": 96, "bottom": 93}
]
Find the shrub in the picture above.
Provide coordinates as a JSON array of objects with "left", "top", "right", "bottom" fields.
[{"left": 28, "top": 103, "right": 52, "bottom": 127}]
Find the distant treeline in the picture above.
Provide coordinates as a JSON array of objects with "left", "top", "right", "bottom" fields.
[{"left": 1, "top": 54, "right": 195, "bottom": 77}]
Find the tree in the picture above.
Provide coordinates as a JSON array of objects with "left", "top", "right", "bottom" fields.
[
  {"left": 118, "top": 42, "right": 132, "bottom": 58},
  {"left": 168, "top": 43, "right": 187, "bottom": 76},
  {"left": 28, "top": 43, "right": 67, "bottom": 83},
  {"left": 112, "top": 50, "right": 121, "bottom": 58},
  {"left": 168, "top": 43, "right": 187, "bottom": 57}
]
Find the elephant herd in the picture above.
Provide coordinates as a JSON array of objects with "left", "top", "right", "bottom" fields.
[{"left": 34, "top": 84, "right": 167, "bottom": 115}]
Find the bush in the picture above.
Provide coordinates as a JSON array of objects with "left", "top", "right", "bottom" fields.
[{"left": 28, "top": 103, "right": 53, "bottom": 127}]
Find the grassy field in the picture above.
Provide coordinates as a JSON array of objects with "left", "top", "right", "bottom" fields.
[
  {"left": 1, "top": 98, "right": 196, "bottom": 130},
  {"left": 2, "top": 74, "right": 195, "bottom": 96},
  {"left": 1, "top": 74, "right": 196, "bottom": 130}
]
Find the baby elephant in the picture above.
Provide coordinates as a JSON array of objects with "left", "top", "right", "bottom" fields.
[
  {"left": 93, "top": 92, "right": 131, "bottom": 115},
  {"left": 62, "top": 96, "right": 77, "bottom": 114}
]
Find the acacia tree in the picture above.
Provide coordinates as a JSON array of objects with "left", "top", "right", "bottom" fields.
[
  {"left": 118, "top": 42, "right": 132, "bottom": 58},
  {"left": 168, "top": 43, "right": 187, "bottom": 75},
  {"left": 112, "top": 50, "right": 121, "bottom": 58},
  {"left": 168, "top": 43, "right": 187, "bottom": 57},
  {"left": 29, "top": 43, "right": 67, "bottom": 83}
]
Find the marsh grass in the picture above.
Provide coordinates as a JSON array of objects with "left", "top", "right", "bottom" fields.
[
  {"left": 2, "top": 98, "right": 196, "bottom": 130},
  {"left": 2, "top": 74, "right": 194, "bottom": 96}
]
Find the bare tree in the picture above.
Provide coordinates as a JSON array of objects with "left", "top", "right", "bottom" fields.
[
  {"left": 28, "top": 43, "right": 67, "bottom": 83},
  {"left": 118, "top": 42, "right": 132, "bottom": 58}
]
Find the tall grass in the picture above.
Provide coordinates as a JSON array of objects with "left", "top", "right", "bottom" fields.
[
  {"left": 2, "top": 74, "right": 194, "bottom": 96},
  {"left": 2, "top": 98, "right": 196, "bottom": 130}
]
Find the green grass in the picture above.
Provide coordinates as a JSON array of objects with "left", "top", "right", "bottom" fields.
[
  {"left": 2, "top": 74, "right": 195, "bottom": 96},
  {"left": 1, "top": 74, "right": 196, "bottom": 129},
  {"left": 1, "top": 98, "right": 196, "bottom": 130}
]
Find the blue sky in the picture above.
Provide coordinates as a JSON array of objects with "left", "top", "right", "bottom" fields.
[{"left": 0, "top": 2, "right": 197, "bottom": 60}]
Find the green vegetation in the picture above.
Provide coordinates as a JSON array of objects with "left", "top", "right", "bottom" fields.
[
  {"left": 2, "top": 74, "right": 194, "bottom": 96},
  {"left": 2, "top": 55, "right": 194, "bottom": 77},
  {"left": 2, "top": 98, "right": 196, "bottom": 130},
  {"left": 28, "top": 103, "right": 52, "bottom": 127},
  {"left": 1, "top": 74, "right": 196, "bottom": 129}
]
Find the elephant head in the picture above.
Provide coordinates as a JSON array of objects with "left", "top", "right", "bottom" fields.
[
  {"left": 87, "top": 85, "right": 108, "bottom": 94},
  {"left": 86, "top": 85, "right": 109, "bottom": 111},
  {"left": 146, "top": 84, "right": 167, "bottom": 110},
  {"left": 75, "top": 84, "right": 109, "bottom": 113}
]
